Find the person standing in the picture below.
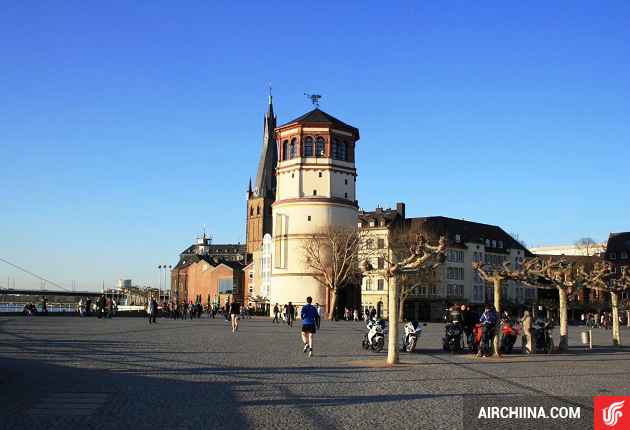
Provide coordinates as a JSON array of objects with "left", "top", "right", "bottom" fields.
[
  {"left": 300, "top": 296, "right": 318, "bottom": 357},
  {"left": 78, "top": 299, "right": 85, "bottom": 317},
  {"left": 315, "top": 303, "right": 323, "bottom": 329},
  {"left": 106, "top": 297, "right": 113, "bottom": 319},
  {"left": 286, "top": 302, "right": 295, "bottom": 327},
  {"left": 148, "top": 296, "right": 158, "bottom": 324},
  {"left": 272, "top": 303, "right": 280, "bottom": 323},
  {"left": 85, "top": 297, "right": 92, "bottom": 317},
  {"left": 477, "top": 305, "right": 496, "bottom": 357},
  {"left": 41, "top": 296, "right": 48, "bottom": 316},
  {"left": 97, "top": 295, "right": 106, "bottom": 319},
  {"left": 230, "top": 300, "right": 241, "bottom": 332}
]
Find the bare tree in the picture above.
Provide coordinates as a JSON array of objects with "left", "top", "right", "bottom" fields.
[
  {"left": 472, "top": 261, "right": 523, "bottom": 357},
  {"left": 300, "top": 224, "right": 361, "bottom": 319},
  {"left": 363, "top": 234, "right": 446, "bottom": 364},
  {"left": 588, "top": 264, "right": 630, "bottom": 347}
]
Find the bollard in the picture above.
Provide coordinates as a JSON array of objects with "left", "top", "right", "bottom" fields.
[
  {"left": 589, "top": 329, "right": 593, "bottom": 349},
  {"left": 581, "top": 331, "right": 589, "bottom": 345}
]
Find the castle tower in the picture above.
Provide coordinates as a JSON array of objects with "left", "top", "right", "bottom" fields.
[
  {"left": 270, "top": 108, "right": 360, "bottom": 312},
  {"left": 246, "top": 95, "right": 277, "bottom": 254}
]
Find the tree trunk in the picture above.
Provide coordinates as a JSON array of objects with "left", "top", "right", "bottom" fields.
[
  {"left": 387, "top": 278, "right": 399, "bottom": 364},
  {"left": 398, "top": 294, "right": 406, "bottom": 322},
  {"left": 611, "top": 292, "right": 622, "bottom": 347},
  {"left": 329, "top": 288, "right": 338, "bottom": 320},
  {"left": 492, "top": 279, "right": 502, "bottom": 357},
  {"left": 558, "top": 287, "right": 568, "bottom": 351}
]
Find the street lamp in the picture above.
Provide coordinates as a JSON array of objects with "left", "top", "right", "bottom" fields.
[{"left": 158, "top": 265, "right": 163, "bottom": 302}]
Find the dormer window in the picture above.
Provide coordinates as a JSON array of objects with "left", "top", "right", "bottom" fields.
[
  {"left": 498, "top": 241, "right": 503, "bottom": 248},
  {"left": 369, "top": 221, "right": 375, "bottom": 227},
  {"left": 455, "top": 234, "right": 461, "bottom": 243},
  {"left": 485, "top": 239, "right": 490, "bottom": 247},
  {"left": 611, "top": 253, "right": 617, "bottom": 260},
  {"left": 622, "top": 252, "right": 628, "bottom": 259},
  {"left": 357, "top": 222, "right": 363, "bottom": 228},
  {"left": 492, "top": 240, "right": 497, "bottom": 248}
]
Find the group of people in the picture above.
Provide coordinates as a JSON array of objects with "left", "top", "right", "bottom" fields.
[
  {"left": 444, "top": 303, "right": 497, "bottom": 357},
  {"left": 580, "top": 312, "right": 621, "bottom": 329},
  {"left": 271, "top": 302, "right": 324, "bottom": 329}
]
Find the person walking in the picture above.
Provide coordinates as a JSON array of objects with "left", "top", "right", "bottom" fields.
[
  {"left": 148, "top": 296, "right": 158, "bottom": 324},
  {"left": 106, "top": 297, "right": 113, "bottom": 319},
  {"left": 230, "top": 300, "right": 241, "bottom": 332},
  {"left": 300, "top": 296, "right": 318, "bottom": 357},
  {"left": 97, "top": 295, "right": 106, "bottom": 319},
  {"left": 286, "top": 302, "right": 295, "bottom": 327},
  {"left": 272, "top": 303, "right": 280, "bottom": 323}
]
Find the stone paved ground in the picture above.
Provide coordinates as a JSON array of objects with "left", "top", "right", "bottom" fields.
[{"left": 1, "top": 316, "right": 629, "bottom": 430}]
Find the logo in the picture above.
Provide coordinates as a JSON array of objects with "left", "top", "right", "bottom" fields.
[
  {"left": 603, "top": 401, "right": 624, "bottom": 426},
  {"left": 595, "top": 397, "right": 630, "bottom": 429}
]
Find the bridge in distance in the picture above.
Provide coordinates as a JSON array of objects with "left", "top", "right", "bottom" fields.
[{"left": 0, "top": 288, "right": 104, "bottom": 297}]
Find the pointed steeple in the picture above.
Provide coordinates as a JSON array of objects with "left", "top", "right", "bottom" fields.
[
  {"left": 253, "top": 90, "right": 278, "bottom": 197},
  {"left": 247, "top": 176, "right": 252, "bottom": 194}
]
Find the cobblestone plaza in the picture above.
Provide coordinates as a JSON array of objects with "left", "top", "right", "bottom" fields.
[{"left": 1, "top": 316, "right": 629, "bottom": 429}]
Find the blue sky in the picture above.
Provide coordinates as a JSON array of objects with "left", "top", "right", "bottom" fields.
[{"left": 1, "top": 1, "right": 628, "bottom": 291}]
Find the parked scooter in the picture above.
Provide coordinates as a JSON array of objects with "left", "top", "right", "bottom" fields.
[
  {"left": 442, "top": 322, "right": 463, "bottom": 353},
  {"left": 534, "top": 320, "right": 554, "bottom": 354},
  {"left": 401, "top": 321, "right": 426, "bottom": 353},
  {"left": 362, "top": 319, "right": 388, "bottom": 353},
  {"left": 500, "top": 318, "right": 522, "bottom": 354}
]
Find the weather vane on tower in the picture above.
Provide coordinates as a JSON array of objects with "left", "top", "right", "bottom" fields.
[{"left": 304, "top": 93, "right": 322, "bottom": 108}]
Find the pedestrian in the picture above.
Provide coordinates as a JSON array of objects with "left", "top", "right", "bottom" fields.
[
  {"left": 272, "top": 303, "right": 280, "bottom": 323},
  {"left": 332, "top": 306, "right": 339, "bottom": 322},
  {"left": 369, "top": 306, "right": 376, "bottom": 321},
  {"left": 477, "top": 305, "right": 496, "bottom": 357},
  {"left": 148, "top": 296, "right": 158, "bottom": 324},
  {"left": 106, "top": 297, "right": 113, "bottom": 319},
  {"left": 315, "top": 303, "right": 322, "bottom": 329},
  {"left": 41, "top": 296, "right": 48, "bottom": 316},
  {"left": 353, "top": 309, "right": 359, "bottom": 321},
  {"left": 300, "top": 296, "right": 318, "bottom": 357},
  {"left": 85, "top": 297, "right": 92, "bottom": 317},
  {"left": 286, "top": 302, "right": 295, "bottom": 327},
  {"left": 230, "top": 300, "right": 241, "bottom": 332},
  {"left": 97, "top": 295, "right": 106, "bottom": 319},
  {"left": 78, "top": 299, "right": 85, "bottom": 317}
]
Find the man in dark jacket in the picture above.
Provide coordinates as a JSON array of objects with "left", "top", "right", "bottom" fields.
[
  {"left": 286, "top": 302, "right": 295, "bottom": 327},
  {"left": 461, "top": 304, "right": 477, "bottom": 346},
  {"left": 97, "top": 295, "right": 106, "bottom": 319},
  {"left": 478, "top": 305, "right": 497, "bottom": 357},
  {"left": 272, "top": 303, "right": 280, "bottom": 323}
]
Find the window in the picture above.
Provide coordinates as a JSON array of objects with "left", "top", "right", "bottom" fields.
[
  {"left": 622, "top": 252, "right": 628, "bottom": 259},
  {"left": 257, "top": 206, "right": 260, "bottom": 215},
  {"left": 341, "top": 141, "right": 347, "bottom": 160},
  {"left": 366, "top": 239, "right": 373, "bottom": 249},
  {"left": 447, "top": 250, "right": 452, "bottom": 261},
  {"left": 248, "top": 284, "right": 254, "bottom": 294},
  {"left": 313, "top": 190, "right": 317, "bottom": 196},
  {"left": 460, "top": 268, "right": 464, "bottom": 279},
  {"left": 473, "top": 286, "right": 478, "bottom": 301},
  {"left": 447, "top": 267, "right": 452, "bottom": 278},
  {"left": 473, "top": 252, "right": 477, "bottom": 262},
  {"left": 492, "top": 240, "right": 497, "bottom": 248},
  {"left": 611, "top": 253, "right": 616, "bottom": 259},
  {"left": 318, "top": 172, "right": 322, "bottom": 177},
  {"left": 249, "top": 206, "right": 253, "bottom": 217},
  {"left": 365, "top": 278, "right": 373, "bottom": 290},
  {"left": 498, "top": 241, "right": 503, "bottom": 248},
  {"left": 377, "top": 238, "right": 385, "bottom": 249},
  {"left": 357, "top": 222, "right": 363, "bottom": 228},
  {"left": 418, "top": 286, "right": 427, "bottom": 296},
  {"left": 377, "top": 279, "right": 384, "bottom": 290},
  {"left": 332, "top": 139, "right": 339, "bottom": 159},
  {"left": 455, "top": 234, "right": 461, "bottom": 243},
  {"left": 345, "top": 179, "right": 348, "bottom": 185},
  {"left": 307, "top": 216, "right": 311, "bottom": 221},
  {"left": 429, "top": 285, "right": 436, "bottom": 296},
  {"left": 316, "top": 137, "right": 326, "bottom": 157},
  {"left": 304, "top": 137, "right": 313, "bottom": 157},
  {"left": 485, "top": 239, "right": 491, "bottom": 247},
  {"left": 283, "top": 140, "right": 289, "bottom": 160},
  {"left": 459, "top": 251, "right": 464, "bottom": 262},
  {"left": 248, "top": 271, "right": 254, "bottom": 279},
  {"left": 369, "top": 221, "right": 375, "bottom": 227},
  {"left": 290, "top": 138, "right": 297, "bottom": 158},
  {"left": 219, "top": 279, "right": 239, "bottom": 294},
  {"left": 377, "top": 258, "right": 384, "bottom": 270},
  {"left": 345, "top": 192, "right": 348, "bottom": 198}
]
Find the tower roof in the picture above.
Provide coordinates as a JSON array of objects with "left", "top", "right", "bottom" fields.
[{"left": 280, "top": 109, "right": 359, "bottom": 135}]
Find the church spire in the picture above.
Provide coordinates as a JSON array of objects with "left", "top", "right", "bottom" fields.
[{"left": 253, "top": 88, "right": 277, "bottom": 197}]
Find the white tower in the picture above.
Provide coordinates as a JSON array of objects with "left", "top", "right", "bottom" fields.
[{"left": 270, "top": 108, "right": 360, "bottom": 313}]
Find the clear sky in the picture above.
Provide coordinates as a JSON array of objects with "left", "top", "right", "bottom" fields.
[{"left": 1, "top": 1, "right": 628, "bottom": 291}]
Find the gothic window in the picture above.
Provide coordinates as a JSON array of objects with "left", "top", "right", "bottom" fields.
[
  {"left": 341, "top": 141, "right": 347, "bottom": 161},
  {"left": 290, "top": 138, "right": 297, "bottom": 158},
  {"left": 332, "top": 139, "right": 338, "bottom": 159},
  {"left": 257, "top": 206, "right": 260, "bottom": 215},
  {"left": 250, "top": 206, "right": 254, "bottom": 217},
  {"left": 283, "top": 140, "right": 289, "bottom": 160},
  {"left": 304, "top": 137, "right": 313, "bottom": 157},
  {"left": 316, "top": 137, "right": 326, "bottom": 157}
]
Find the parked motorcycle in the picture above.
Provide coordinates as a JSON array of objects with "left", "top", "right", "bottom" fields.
[
  {"left": 362, "top": 319, "right": 388, "bottom": 353},
  {"left": 534, "top": 321, "right": 554, "bottom": 354},
  {"left": 442, "top": 322, "right": 463, "bottom": 353},
  {"left": 401, "top": 321, "right": 425, "bottom": 353},
  {"left": 500, "top": 318, "right": 522, "bottom": 354}
]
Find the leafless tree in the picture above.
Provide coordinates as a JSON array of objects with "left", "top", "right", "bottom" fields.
[
  {"left": 588, "top": 264, "right": 630, "bottom": 347},
  {"left": 363, "top": 234, "right": 447, "bottom": 364},
  {"left": 300, "top": 224, "right": 362, "bottom": 319}
]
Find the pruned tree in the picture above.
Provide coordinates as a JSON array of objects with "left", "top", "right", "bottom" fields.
[
  {"left": 301, "top": 224, "right": 361, "bottom": 319},
  {"left": 588, "top": 263, "right": 630, "bottom": 347},
  {"left": 363, "top": 234, "right": 447, "bottom": 364},
  {"left": 472, "top": 261, "right": 524, "bottom": 357}
]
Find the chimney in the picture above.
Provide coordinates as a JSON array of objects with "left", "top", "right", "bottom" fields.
[{"left": 396, "top": 202, "right": 406, "bottom": 218}]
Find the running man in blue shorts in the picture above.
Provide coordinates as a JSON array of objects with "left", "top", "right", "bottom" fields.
[{"left": 300, "top": 296, "right": 318, "bottom": 357}]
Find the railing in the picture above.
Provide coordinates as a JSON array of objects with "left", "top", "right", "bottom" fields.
[{"left": 0, "top": 302, "right": 80, "bottom": 313}]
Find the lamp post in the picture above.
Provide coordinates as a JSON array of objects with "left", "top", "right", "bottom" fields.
[{"left": 158, "top": 265, "right": 163, "bottom": 302}]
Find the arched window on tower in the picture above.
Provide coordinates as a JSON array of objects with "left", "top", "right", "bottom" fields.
[
  {"left": 316, "top": 137, "right": 326, "bottom": 157},
  {"left": 283, "top": 140, "right": 289, "bottom": 161},
  {"left": 341, "top": 140, "right": 348, "bottom": 161},
  {"left": 290, "top": 138, "right": 297, "bottom": 159},
  {"left": 331, "top": 139, "right": 338, "bottom": 159},
  {"left": 257, "top": 205, "right": 260, "bottom": 215},
  {"left": 304, "top": 137, "right": 313, "bottom": 157},
  {"left": 250, "top": 206, "right": 254, "bottom": 217}
]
